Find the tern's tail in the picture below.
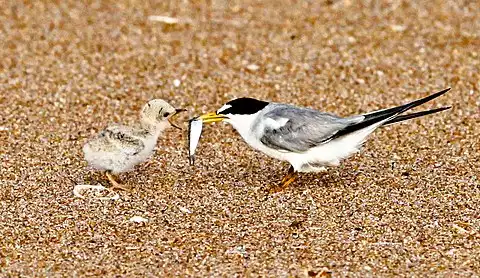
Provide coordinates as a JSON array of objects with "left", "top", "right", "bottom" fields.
[
  {"left": 383, "top": 106, "right": 451, "bottom": 125},
  {"left": 333, "top": 88, "right": 451, "bottom": 139},
  {"left": 362, "top": 87, "right": 451, "bottom": 125}
]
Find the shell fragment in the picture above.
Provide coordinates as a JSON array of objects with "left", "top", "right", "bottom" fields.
[
  {"left": 129, "top": 216, "right": 149, "bottom": 223},
  {"left": 73, "top": 184, "right": 120, "bottom": 200},
  {"left": 188, "top": 118, "right": 203, "bottom": 165}
]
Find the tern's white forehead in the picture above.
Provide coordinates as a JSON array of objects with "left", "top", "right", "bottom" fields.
[{"left": 217, "top": 104, "right": 232, "bottom": 114}]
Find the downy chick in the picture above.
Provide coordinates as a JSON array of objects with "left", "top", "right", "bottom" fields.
[{"left": 83, "top": 99, "right": 186, "bottom": 190}]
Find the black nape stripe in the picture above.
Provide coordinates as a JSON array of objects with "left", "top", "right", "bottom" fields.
[{"left": 221, "top": 97, "right": 269, "bottom": 115}]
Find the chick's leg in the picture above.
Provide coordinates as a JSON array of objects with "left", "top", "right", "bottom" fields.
[{"left": 106, "top": 171, "right": 130, "bottom": 191}]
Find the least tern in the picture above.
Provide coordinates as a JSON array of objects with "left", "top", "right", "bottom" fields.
[
  {"left": 83, "top": 99, "right": 186, "bottom": 191},
  {"left": 198, "top": 88, "right": 451, "bottom": 192}
]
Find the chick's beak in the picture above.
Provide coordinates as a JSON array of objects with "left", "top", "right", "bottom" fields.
[
  {"left": 175, "top": 108, "right": 187, "bottom": 114},
  {"left": 168, "top": 108, "right": 187, "bottom": 130},
  {"left": 198, "top": 112, "right": 228, "bottom": 123}
]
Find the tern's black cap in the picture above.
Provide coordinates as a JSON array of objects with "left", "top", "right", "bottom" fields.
[{"left": 219, "top": 98, "right": 269, "bottom": 115}]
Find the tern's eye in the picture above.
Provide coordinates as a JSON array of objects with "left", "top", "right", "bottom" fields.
[{"left": 163, "top": 112, "right": 170, "bottom": 117}]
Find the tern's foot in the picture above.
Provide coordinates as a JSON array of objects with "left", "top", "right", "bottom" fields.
[
  {"left": 267, "top": 185, "right": 285, "bottom": 194},
  {"left": 106, "top": 172, "right": 131, "bottom": 192},
  {"left": 267, "top": 168, "right": 298, "bottom": 194}
]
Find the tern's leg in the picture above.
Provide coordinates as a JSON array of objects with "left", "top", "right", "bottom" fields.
[
  {"left": 280, "top": 165, "right": 295, "bottom": 184},
  {"left": 106, "top": 171, "right": 130, "bottom": 191},
  {"left": 269, "top": 166, "right": 297, "bottom": 193}
]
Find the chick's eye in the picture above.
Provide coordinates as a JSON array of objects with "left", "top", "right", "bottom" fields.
[{"left": 163, "top": 112, "right": 170, "bottom": 117}]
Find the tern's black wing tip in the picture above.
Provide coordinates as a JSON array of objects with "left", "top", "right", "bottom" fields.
[
  {"left": 435, "top": 87, "right": 451, "bottom": 96},
  {"left": 383, "top": 106, "right": 452, "bottom": 125},
  {"left": 328, "top": 88, "right": 452, "bottom": 141}
]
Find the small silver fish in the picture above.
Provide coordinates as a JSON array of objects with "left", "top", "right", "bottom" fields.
[{"left": 188, "top": 118, "right": 203, "bottom": 165}]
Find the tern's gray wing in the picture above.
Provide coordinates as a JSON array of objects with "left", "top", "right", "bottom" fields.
[
  {"left": 258, "top": 88, "right": 451, "bottom": 153},
  {"left": 259, "top": 104, "right": 363, "bottom": 153}
]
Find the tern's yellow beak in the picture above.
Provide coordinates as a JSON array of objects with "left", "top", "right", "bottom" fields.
[{"left": 198, "top": 112, "right": 228, "bottom": 123}]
